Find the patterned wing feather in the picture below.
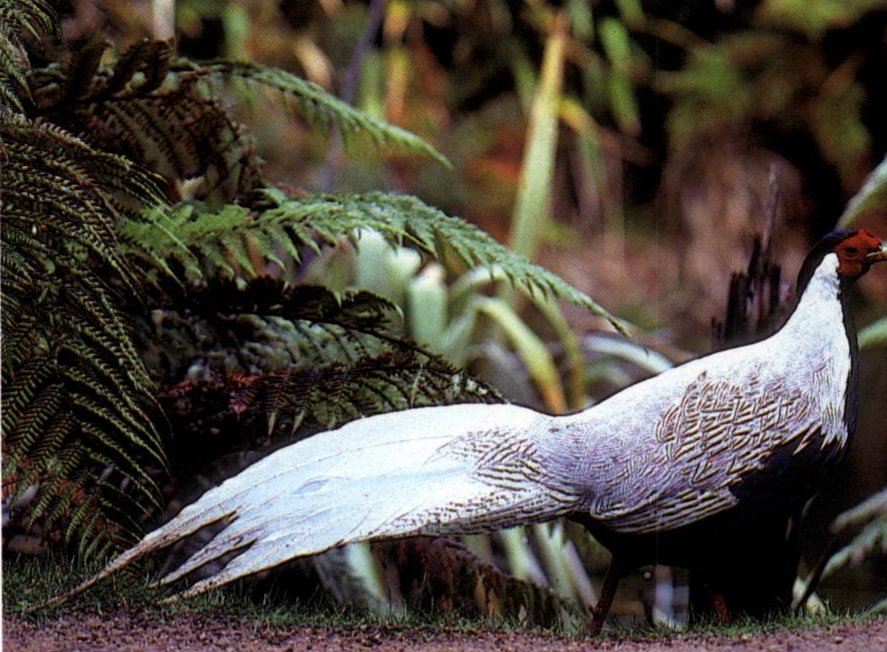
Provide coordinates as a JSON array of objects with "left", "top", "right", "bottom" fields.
[{"left": 589, "top": 369, "right": 825, "bottom": 534}]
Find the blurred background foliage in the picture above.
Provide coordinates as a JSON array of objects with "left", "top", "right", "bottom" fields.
[{"left": 4, "top": 0, "right": 887, "bottom": 631}]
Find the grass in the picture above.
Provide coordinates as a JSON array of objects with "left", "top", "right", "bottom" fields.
[
  {"left": 676, "top": 610, "right": 875, "bottom": 639},
  {"left": 585, "top": 610, "right": 882, "bottom": 645},
  {"left": 3, "top": 552, "right": 882, "bottom": 640},
  {"left": 1, "top": 552, "right": 561, "bottom": 634}
]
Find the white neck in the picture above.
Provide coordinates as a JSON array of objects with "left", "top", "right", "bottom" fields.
[
  {"left": 777, "top": 252, "right": 853, "bottom": 447},
  {"left": 782, "top": 253, "right": 845, "bottom": 336}
]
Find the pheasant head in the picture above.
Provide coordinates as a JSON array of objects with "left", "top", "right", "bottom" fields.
[{"left": 797, "top": 228, "right": 885, "bottom": 292}]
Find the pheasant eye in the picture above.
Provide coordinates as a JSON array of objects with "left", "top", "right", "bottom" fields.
[{"left": 844, "top": 246, "right": 858, "bottom": 256}]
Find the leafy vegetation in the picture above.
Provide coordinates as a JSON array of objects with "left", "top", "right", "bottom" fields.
[
  {"left": 824, "top": 489, "right": 887, "bottom": 603},
  {"left": 127, "top": 189, "right": 623, "bottom": 332},
  {"left": 0, "top": 0, "right": 615, "bottom": 579},
  {"left": 3, "top": 0, "right": 886, "bottom": 632},
  {"left": 2, "top": 111, "right": 169, "bottom": 558}
]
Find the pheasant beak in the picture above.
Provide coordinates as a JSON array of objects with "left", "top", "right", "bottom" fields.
[{"left": 865, "top": 248, "right": 887, "bottom": 264}]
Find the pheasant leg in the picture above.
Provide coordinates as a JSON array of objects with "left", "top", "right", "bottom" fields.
[{"left": 590, "top": 561, "right": 622, "bottom": 635}]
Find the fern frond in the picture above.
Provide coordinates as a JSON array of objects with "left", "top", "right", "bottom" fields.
[
  {"left": 47, "top": 476, "right": 87, "bottom": 529},
  {"left": 0, "top": 31, "right": 28, "bottom": 111},
  {"left": 31, "top": 39, "right": 261, "bottom": 203},
  {"left": 822, "top": 486, "right": 887, "bottom": 580},
  {"left": 178, "top": 60, "right": 449, "bottom": 166},
  {"left": 185, "top": 279, "right": 396, "bottom": 333},
  {"left": 5, "top": 382, "right": 65, "bottom": 453},
  {"left": 65, "top": 491, "right": 100, "bottom": 544},
  {"left": 260, "top": 350, "right": 499, "bottom": 434},
  {"left": 1, "top": 356, "right": 56, "bottom": 434},
  {"left": 30, "top": 411, "right": 77, "bottom": 469},
  {"left": 128, "top": 191, "right": 625, "bottom": 333},
  {"left": 30, "top": 39, "right": 445, "bottom": 206},
  {"left": 0, "top": 0, "right": 58, "bottom": 41},
  {"left": 64, "top": 39, "right": 109, "bottom": 102},
  {"left": 1, "top": 113, "right": 164, "bottom": 250},
  {"left": 61, "top": 364, "right": 164, "bottom": 468},
  {"left": 321, "top": 193, "right": 623, "bottom": 330},
  {"left": 148, "top": 278, "right": 419, "bottom": 377},
  {"left": 1, "top": 111, "right": 168, "bottom": 557},
  {"left": 0, "top": 0, "right": 58, "bottom": 112},
  {"left": 148, "top": 278, "right": 499, "bottom": 442}
]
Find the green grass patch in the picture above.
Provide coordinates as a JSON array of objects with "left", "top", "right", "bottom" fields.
[
  {"left": 607, "top": 609, "right": 883, "bottom": 643},
  {"left": 1, "top": 553, "right": 562, "bottom": 635},
  {"left": 681, "top": 610, "right": 881, "bottom": 637},
  {"left": 3, "top": 552, "right": 881, "bottom": 639}
]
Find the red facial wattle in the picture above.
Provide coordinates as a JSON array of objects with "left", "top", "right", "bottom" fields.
[{"left": 836, "top": 230, "right": 885, "bottom": 277}]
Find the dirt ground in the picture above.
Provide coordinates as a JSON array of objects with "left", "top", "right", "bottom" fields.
[{"left": 3, "top": 612, "right": 886, "bottom": 652}]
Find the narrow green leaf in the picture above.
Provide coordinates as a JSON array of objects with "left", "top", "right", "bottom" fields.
[
  {"left": 476, "top": 297, "right": 566, "bottom": 413},
  {"left": 406, "top": 264, "right": 449, "bottom": 354},
  {"left": 600, "top": 17, "right": 640, "bottom": 136},
  {"left": 508, "top": 14, "right": 567, "bottom": 263},
  {"left": 859, "top": 317, "right": 887, "bottom": 350},
  {"left": 838, "top": 154, "right": 887, "bottom": 227}
]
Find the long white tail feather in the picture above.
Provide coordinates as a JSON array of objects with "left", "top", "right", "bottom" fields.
[
  {"left": 52, "top": 403, "right": 581, "bottom": 604},
  {"left": 42, "top": 249, "right": 869, "bottom": 614}
]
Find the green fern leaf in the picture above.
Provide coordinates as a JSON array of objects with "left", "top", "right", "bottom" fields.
[
  {"left": 178, "top": 60, "right": 450, "bottom": 167},
  {"left": 2, "top": 111, "right": 168, "bottom": 558},
  {"left": 0, "top": 0, "right": 58, "bottom": 112},
  {"left": 129, "top": 191, "right": 624, "bottom": 334},
  {"left": 148, "top": 278, "right": 500, "bottom": 441}
]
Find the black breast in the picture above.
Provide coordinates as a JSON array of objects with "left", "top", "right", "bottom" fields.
[{"left": 729, "top": 425, "right": 846, "bottom": 517}]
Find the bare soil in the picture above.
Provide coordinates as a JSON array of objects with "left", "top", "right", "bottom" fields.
[{"left": 4, "top": 612, "right": 887, "bottom": 652}]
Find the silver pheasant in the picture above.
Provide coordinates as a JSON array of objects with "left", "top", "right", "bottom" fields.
[{"left": 55, "top": 229, "right": 886, "bottom": 630}]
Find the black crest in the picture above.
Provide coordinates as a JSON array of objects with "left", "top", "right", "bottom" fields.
[{"left": 795, "top": 229, "right": 858, "bottom": 293}]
